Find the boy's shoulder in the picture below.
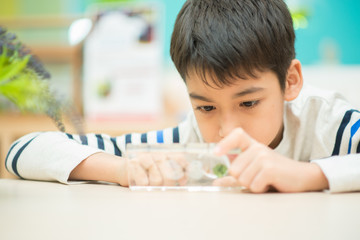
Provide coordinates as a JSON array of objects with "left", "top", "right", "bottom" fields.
[
  {"left": 290, "top": 83, "right": 353, "bottom": 114},
  {"left": 279, "top": 84, "right": 359, "bottom": 159},
  {"left": 285, "top": 83, "right": 358, "bottom": 134}
]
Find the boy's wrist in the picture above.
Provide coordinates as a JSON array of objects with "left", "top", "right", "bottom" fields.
[
  {"left": 305, "top": 163, "right": 329, "bottom": 191},
  {"left": 117, "top": 157, "right": 129, "bottom": 187},
  {"left": 99, "top": 154, "right": 129, "bottom": 186}
]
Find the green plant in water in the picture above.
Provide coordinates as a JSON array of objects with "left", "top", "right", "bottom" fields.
[
  {"left": 213, "top": 163, "right": 228, "bottom": 178},
  {"left": 0, "top": 26, "right": 66, "bottom": 131}
]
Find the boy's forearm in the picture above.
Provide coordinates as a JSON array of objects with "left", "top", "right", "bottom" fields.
[
  {"left": 305, "top": 163, "right": 329, "bottom": 191},
  {"left": 69, "top": 152, "right": 129, "bottom": 186}
]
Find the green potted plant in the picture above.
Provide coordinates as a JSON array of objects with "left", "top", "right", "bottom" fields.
[{"left": 0, "top": 26, "right": 67, "bottom": 131}]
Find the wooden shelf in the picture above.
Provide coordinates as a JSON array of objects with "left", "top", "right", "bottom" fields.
[{"left": 0, "top": 15, "right": 83, "bottom": 29}]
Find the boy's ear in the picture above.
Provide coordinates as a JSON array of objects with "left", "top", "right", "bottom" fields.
[{"left": 284, "top": 59, "right": 303, "bottom": 101}]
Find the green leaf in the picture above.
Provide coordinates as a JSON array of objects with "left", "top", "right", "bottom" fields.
[
  {"left": 0, "top": 70, "right": 48, "bottom": 112},
  {"left": 0, "top": 46, "right": 8, "bottom": 68},
  {"left": 0, "top": 54, "right": 29, "bottom": 82}
]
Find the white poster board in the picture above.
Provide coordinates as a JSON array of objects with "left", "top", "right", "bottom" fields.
[{"left": 83, "top": 3, "right": 164, "bottom": 121}]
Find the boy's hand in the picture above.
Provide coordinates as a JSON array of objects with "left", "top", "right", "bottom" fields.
[
  {"left": 128, "top": 153, "right": 188, "bottom": 187},
  {"left": 214, "top": 128, "right": 329, "bottom": 193},
  {"left": 70, "top": 152, "right": 188, "bottom": 187}
]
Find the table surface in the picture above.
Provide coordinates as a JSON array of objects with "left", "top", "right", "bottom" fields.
[{"left": 1, "top": 179, "right": 360, "bottom": 240}]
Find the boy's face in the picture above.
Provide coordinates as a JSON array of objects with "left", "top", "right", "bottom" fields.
[{"left": 186, "top": 70, "right": 285, "bottom": 148}]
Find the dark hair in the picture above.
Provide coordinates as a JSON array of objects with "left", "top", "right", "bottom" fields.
[{"left": 170, "top": 0, "right": 295, "bottom": 90}]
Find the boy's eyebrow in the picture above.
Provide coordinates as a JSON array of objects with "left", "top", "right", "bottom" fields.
[
  {"left": 189, "top": 93, "right": 213, "bottom": 102},
  {"left": 189, "top": 87, "right": 265, "bottom": 102},
  {"left": 233, "top": 87, "right": 265, "bottom": 98}
]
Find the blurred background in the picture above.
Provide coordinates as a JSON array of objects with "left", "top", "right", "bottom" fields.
[{"left": 0, "top": 0, "right": 359, "bottom": 178}]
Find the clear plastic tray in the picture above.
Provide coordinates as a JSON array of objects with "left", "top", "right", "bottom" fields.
[{"left": 126, "top": 143, "right": 243, "bottom": 192}]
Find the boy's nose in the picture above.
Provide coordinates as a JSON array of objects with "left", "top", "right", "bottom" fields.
[{"left": 218, "top": 113, "right": 240, "bottom": 138}]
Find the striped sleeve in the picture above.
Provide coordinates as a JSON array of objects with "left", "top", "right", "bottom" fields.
[
  {"left": 5, "top": 125, "right": 190, "bottom": 184},
  {"left": 312, "top": 109, "right": 360, "bottom": 192},
  {"left": 5, "top": 111, "right": 200, "bottom": 184},
  {"left": 63, "top": 132, "right": 123, "bottom": 157},
  {"left": 5, "top": 132, "right": 102, "bottom": 183},
  {"left": 331, "top": 109, "right": 360, "bottom": 156},
  {"left": 117, "top": 126, "right": 181, "bottom": 146}
]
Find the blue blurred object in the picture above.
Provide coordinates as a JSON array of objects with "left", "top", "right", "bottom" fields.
[{"left": 293, "top": 0, "right": 360, "bottom": 65}]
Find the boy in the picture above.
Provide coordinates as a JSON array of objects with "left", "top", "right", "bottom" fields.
[{"left": 5, "top": 0, "right": 360, "bottom": 193}]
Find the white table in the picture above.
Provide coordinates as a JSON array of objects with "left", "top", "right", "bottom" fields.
[{"left": 1, "top": 179, "right": 360, "bottom": 240}]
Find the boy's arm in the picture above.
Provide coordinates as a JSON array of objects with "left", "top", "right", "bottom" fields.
[
  {"left": 312, "top": 154, "right": 360, "bottom": 193},
  {"left": 5, "top": 132, "right": 106, "bottom": 183},
  {"left": 69, "top": 152, "right": 129, "bottom": 186},
  {"left": 5, "top": 123, "right": 185, "bottom": 184},
  {"left": 310, "top": 108, "right": 360, "bottom": 192}
]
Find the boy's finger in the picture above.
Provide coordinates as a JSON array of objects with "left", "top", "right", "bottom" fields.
[
  {"left": 229, "top": 150, "right": 254, "bottom": 178},
  {"left": 153, "top": 154, "right": 184, "bottom": 186},
  {"left": 138, "top": 153, "right": 155, "bottom": 169},
  {"left": 128, "top": 161, "right": 149, "bottom": 186},
  {"left": 236, "top": 157, "right": 262, "bottom": 188},
  {"left": 148, "top": 163, "right": 163, "bottom": 186},
  {"left": 214, "top": 128, "right": 255, "bottom": 156},
  {"left": 168, "top": 153, "right": 188, "bottom": 186},
  {"left": 137, "top": 153, "right": 163, "bottom": 186},
  {"left": 212, "top": 176, "right": 241, "bottom": 187},
  {"left": 171, "top": 153, "right": 189, "bottom": 169}
]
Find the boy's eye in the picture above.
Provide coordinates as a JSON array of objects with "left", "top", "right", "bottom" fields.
[
  {"left": 240, "top": 100, "right": 259, "bottom": 108},
  {"left": 197, "top": 106, "right": 215, "bottom": 112}
]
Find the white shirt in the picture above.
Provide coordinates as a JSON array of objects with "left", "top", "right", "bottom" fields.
[
  {"left": 275, "top": 84, "right": 360, "bottom": 192},
  {"left": 5, "top": 85, "right": 360, "bottom": 192}
]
